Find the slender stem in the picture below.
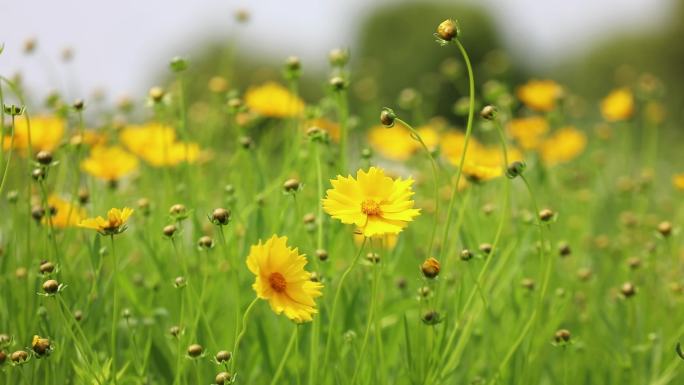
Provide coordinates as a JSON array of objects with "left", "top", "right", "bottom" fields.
[
  {"left": 336, "top": 90, "right": 349, "bottom": 172},
  {"left": 322, "top": 237, "right": 367, "bottom": 372},
  {"left": 231, "top": 297, "right": 259, "bottom": 373},
  {"left": 439, "top": 38, "right": 475, "bottom": 257},
  {"left": 350, "top": 255, "right": 381, "bottom": 385},
  {"left": 314, "top": 142, "right": 325, "bottom": 250},
  {"left": 269, "top": 325, "right": 298, "bottom": 385},
  {"left": 396, "top": 117, "right": 440, "bottom": 259},
  {"left": 0, "top": 115, "right": 15, "bottom": 196},
  {"left": 110, "top": 235, "right": 119, "bottom": 385}
]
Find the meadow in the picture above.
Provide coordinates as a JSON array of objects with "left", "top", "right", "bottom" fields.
[{"left": 1, "top": 16, "right": 684, "bottom": 385}]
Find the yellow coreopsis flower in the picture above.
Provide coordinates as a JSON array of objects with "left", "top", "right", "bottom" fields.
[
  {"left": 539, "top": 127, "right": 587, "bottom": 166},
  {"left": 507, "top": 116, "right": 549, "bottom": 150},
  {"left": 516, "top": 79, "right": 563, "bottom": 112},
  {"left": 2, "top": 115, "right": 65, "bottom": 153},
  {"left": 81, "top": 146, "right": 139, "bottom": 182},
  {"left": 440, "top": 131, "right": 483, "bottom": 166},
  {"left": 672, "top": 173, "right": 684, "bottom": 191},
  {"left": 78, "top": 207, "right": 134, "bottom": 235},
  {"left": 246, "top": 235, "right": 323, "bottom": 323},
  {"left": 461, "top": 146, "right": 523, "bottom": 182},
  {"left": 120, "top": 123, "right": 200, "bottom": 166},
  {"left": 244, "top": 82, "right": 305, "bottom": 118},
  {"left": 367, "top": 124, "right": 419, "bottom": 161},
  {"left": 44, "top": 195, "right": 86, "bottom": 228},
  {"left": 600, "top": 88, "right": 634, "bottom": 122},
  {"left": 323, "top": 167, "right": 421, "bottom": 237}
]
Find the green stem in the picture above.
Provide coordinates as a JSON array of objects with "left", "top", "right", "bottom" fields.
[
  {"left": 231, "top": 297, "right": 259, "bottom": 374},
  {"left": 439, "top": 38, "right": 475, "bottom": 257},
  {"left": 396, "top": 117, "right": 440, "bottom": 259},
  {"left": 269, "top": 325, "right": 298, "bottom": 385},
  {"left": 350, "top": 255, "right": 381, "bottom": 385},
  {"left": 0, "top": 115, "right": 15, "bottom": 196},
  {"left": 322, "top": 237, "right": 367, "bottom": 372},
  {"left": 110, "top": 235, "right": 119, "bottom": 385},
  {"left": 336, "top": 90, "right": 349, "bottom": 172}
]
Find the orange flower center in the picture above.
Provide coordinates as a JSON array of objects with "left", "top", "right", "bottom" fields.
[
  {"left": 268, "top": 272, "right": 287, "bottom": 293},
  {"left": 361, "top": 199, "right": 381, "bottom": 216}
]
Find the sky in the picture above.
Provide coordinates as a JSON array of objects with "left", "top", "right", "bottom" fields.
[{"left": 0, "top": 0, "right": 673, "bottom": 105}]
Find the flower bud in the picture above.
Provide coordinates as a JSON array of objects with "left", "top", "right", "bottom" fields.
[
  {"left": 329, "top": 76, "right": 347, "bottom": 91},
  {"left": 78, "top": 188, "right": 90, "bottom": 205},
  {"left": 0, "top": 351, "right": 6, "bottom": 365},
  {"left": 328, "top": 48, "right": 349, "bottom": 67},
  {"left": 36, "top": 151, "right": 53, "bottom": 165},
  {"left": 479, "top": 243, "right": 492, "bottom": 255},
  {"left": 6, "top": 190, "right": 18, "bottom": 204},
  {"left": 169, "top": 56, "right": 188, "bottom": 72},
  {"left": 32, "top": 167, "right": 46, "bottom": 181},
  {"left": 187, "top": 344, "right": 203, "bottom": 357},
  {"left": 380, "top": 108, "right": 396, "bottom": 128},
  {"left": 215, "top": 350, "right": 231, "bottom": 363},
  {"left": 211, "top": 208, "right": 231, "bottom": 225},
  {"left": 627, "top": 257, "right": 641, "bottom": 269},
  {"left": 421, "top": 310, "right": 440, "bottom": 325},
  {"left": 31, "top": 335, "right": 51, "bottom": 356},
  {"left": 215, "top": 371, "right": 232, "bottom": 385},
  {"left": 163, "top": 224, "right": 177, "bottom": 238},
  {"left": 480, "top": 105, "right": 496, "bottom": 120},
  {"left": 148, "top": 86, "right": 165, "bottom": 103},
  {"left": 239, "top": 136, "right": 254, "bottom": 150},
  {"left": 657, "top": 221, "right": 672, "bottom": 237},
  {"left": 42, "top": 279, "right": 60, "bottom": 294},
  {"left": 10, "top": 350, "right": 28, "bottom": 363},
  {"left": 539, "top": 209, "right": 555, "bottom": 222},
  {"left": 620, "top": 282, "right": 636, "bottom": 298},
  {"left": 283, "top": 178, "right": 300, "bottom": 193},
  {"left": 316, "top": 249, "right": 328, "bottom": 262},
  {"left": 366, "top": 252, "right": 380, "bottom": 264},
  {"left": 558, "top": 242, "right": 571, "bottom": 257},
  {"left": 285, "top": 56, "right": 301, "bottom": 72},
  {"left": 521, "top": 278, "right": 535, "bottom": 290},
  {"left": 198, "top": 236, "right": 214, "bottom": 249},
  {"left": 437, "top": 19, "right": 458, "bottom": 42},
  {"left": 169, "top": 326, "right": 181, "bottom": 338},
  {"left": 303, "top": 213, "right": 316, "bottom": 224},
  {"left": 506, "top": 161, "right": 526, "bottom": 179},
  {"left": 39, "top": 261, "right": 55, "bottom": 275},
  {"left": 72, "top": 99, "right": 85, "bottom": 110},
  {"left": 421, "top": 257, "right": 441, "bottom": 279},
  {"left": 460, "top": 249, "right": 472, "bottom": 261},
  {"left": 169, "top": 204, "right": 187, "bottom": 218},
  {"left": 554, "top": 329, "right": 571, "bottom": 343}
]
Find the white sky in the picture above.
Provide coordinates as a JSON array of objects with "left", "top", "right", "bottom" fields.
[{"left": 0, "top": 0, "right": 673, "bottom": 104}]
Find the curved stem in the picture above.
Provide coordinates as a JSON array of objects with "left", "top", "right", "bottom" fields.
[
  {"left": 396, "top": 117, "right": 440, "bottom": 259},
  {"left": 231, "top": 297, "right": 259, "bottom": 374},
  {"left": 439, "top": 39, "right": 475, "bottom": 257},
  {"left": 322, "top": 237, "right": 367, "bottom": 372},
  {"left": 350, "top": 254, "right": 381, "bottom": 385},
  {"left": 110, "top": 235, "right": 119, "bottom": 385}
]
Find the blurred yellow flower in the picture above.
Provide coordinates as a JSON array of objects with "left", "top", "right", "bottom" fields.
[
  {"left": 323, "top": 167, "right": 421, "bottom": 237},
  {"left": 600, "top": 88, "right": 634, "bottom": 122},
  {"left": 70, "top": 131, "right": 107, "bottom": 147},
  {"left": 244, "top": 82, "right": 305, "bottom": 118},
  {"left": 539, "top": 127, "right": 587, "bottom": 166},
  {"left": 81, "top": 146, "right": 139, "bottom": 182},
  {"left": 516, "top": 79, "right": 562, "bottom": 112},
  {"left": 246, "top": 235, "right": 323, "bottom": 323},
  {"left": 2, "top": 116, "right": 65, "bottom": 153},
  {"left": 673, "top": 173, "right": 684, "bottom": 191},
  {"left": 368, "top": 123, "right": 419, "bottom": 161},
  {"left": 416, "top": 125, "right": 440, "bottom": 151},
  {"left": 44, "top": 195, "right": 86, "bottom": 228},
  {"left": 461, "top": 146, "right": 523, "bottom": 182},
  {"left": 79, "top": 207, "right": 133, "bottom": 235},
  {"left": 440, "top": 131, "right": 483, "bottom": 166},
  {"left": 507, "top": 117, "right": 549, "bottom": 150},
  {"left": 120, "top": 123, "right": 200, "bottom": 167}
]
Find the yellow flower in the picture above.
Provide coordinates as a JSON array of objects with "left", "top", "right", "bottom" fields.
[
  {"left": 78, "top": 207, "right": 134, "bottom": 235},
  {"left": 120, "top": 123, "right": 200, "bottom": 166},
  {"left": 323, "top": 167, "right": 421, "bottom": 237},
  {"left": 70, "top": 130, "right": 107, "bottom": 147},
  {"left": 244, "top": 82, "right": 305, "bottom": 118},
  {"left": 44, "top": 195, "right": 86, "bottom": 228},
  {"left": 516, "top": 79, "right": 563, "bottom": 112},
  {"left": 600, "top": 88, "right": 634, "bottom": 122},
  {"left": 462, "top": 146, "right": 523, "bottom": 182},
  {"left": 81, "top": 146, "right": 139, "bottom": 182},
  {"left": 246, "top": 235, "right": 323, "bottom": 323},
  {"left": 441, "top": 131, "right": 482, "bottom": 166},
  {"left": 367, "top": 124, "right": 419, "bottom": 161},
  {"left": 539, "top": 127, "right": 587, "bottom": 166},
  {"left": 2, "top": 115, "right": 65, "bottom": 153},
  {"left": 673, "top": 173, "right": 684, "bottom": 191},
  {"left": 507, "top": 117, "right": 549, "bottom": 150},
  {"left": 416, "top": 125, "right": 440, "bottom": 151}
]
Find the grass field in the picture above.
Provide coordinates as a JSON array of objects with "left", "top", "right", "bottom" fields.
[{"left": 1, "top": 18, "right": 683, "bottom": 385}]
